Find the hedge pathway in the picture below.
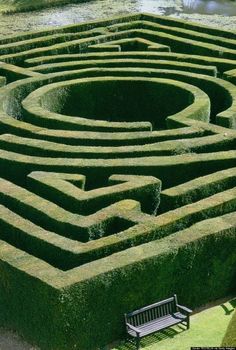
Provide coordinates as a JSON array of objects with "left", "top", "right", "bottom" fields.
[{"left": 0, "top": 13, "right": 235, "bottom": 350}]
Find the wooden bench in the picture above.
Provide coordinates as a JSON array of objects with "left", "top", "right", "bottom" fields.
[{"left": 124, "top": 294, "right": 192, "bottom": 350}]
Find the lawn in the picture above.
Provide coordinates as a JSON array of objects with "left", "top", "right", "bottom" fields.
[{"left": 113, "top": 297, "right": 236, "bottom": 350}]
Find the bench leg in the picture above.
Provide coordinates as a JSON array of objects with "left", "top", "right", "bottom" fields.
[
  {"left": 187, "top": 316, "right": 190, "bottom": 330},
  {"left": 136, "top": 336, "right": 140, "bottom": 350}
]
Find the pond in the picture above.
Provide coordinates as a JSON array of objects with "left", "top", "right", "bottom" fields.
[
  {"left": 0, "top": 0, "right": 235, "bottom": 37},
  {"left": 183, "top": 0, "right": 236, "bottom": 15}
]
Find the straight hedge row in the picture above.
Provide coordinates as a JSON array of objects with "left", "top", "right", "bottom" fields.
[{"left": 0, "top": 211, "right": 235, "bottom": 349}]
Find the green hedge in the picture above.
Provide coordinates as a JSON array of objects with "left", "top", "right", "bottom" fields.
[
  {"left": 62, "top": 213, "right": 236, "bottom": 349},
  {"left": 160, "top": 167, "right": 236, "bottom": 212},
  {"left": 25, "top": 52, "right": 236, "bottom": 75},
  {"left": 0, "top": 212, "right": 235, "bottom": 349},
  {"left": 0, "top": 12, "right": 235, "bottom": 350},
  {"left": 0, "top": 171, "right": 235, "bottom": 270}
]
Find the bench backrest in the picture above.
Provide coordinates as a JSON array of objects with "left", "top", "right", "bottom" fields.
[{"left": 125, "top": 295, "right": 178, "bottom": 327}]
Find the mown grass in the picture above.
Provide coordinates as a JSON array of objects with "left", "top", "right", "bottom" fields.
[
  {"left": 112, "top": 297, "right": 236, "bottom": 350},
  {"left": 222, "top": 307, "right": 236, "bottom": 347}
]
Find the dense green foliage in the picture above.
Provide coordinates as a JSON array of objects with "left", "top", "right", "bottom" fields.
[
  {"left": 1, "top": 213, "right": 235, "bottom": 349},
  {"left": 0, "top": 13, "right": 235, "bottom": 349},
  {"left": 61, "top": 214, "right": 236, "bottom": 349}
]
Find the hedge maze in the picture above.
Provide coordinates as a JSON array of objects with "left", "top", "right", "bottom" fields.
[{"left": 0, "top": 12, "right": 236, "bottom": 350}]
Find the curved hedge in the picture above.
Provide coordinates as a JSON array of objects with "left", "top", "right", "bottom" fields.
[{"left": 0, "top": 12, "right": 235, "bottom": 350}]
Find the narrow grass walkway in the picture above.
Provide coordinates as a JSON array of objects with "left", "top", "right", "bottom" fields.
[{"left": 113, "top": 297, "right": 236, "bottom": 350}]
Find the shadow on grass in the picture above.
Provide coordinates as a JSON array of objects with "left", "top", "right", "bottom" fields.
[
  {"left": 116, "top": 324, "right": 186, "bottom": 350},
  {"left": 221, "top": 298, "right": 236, "bottom": 316}
]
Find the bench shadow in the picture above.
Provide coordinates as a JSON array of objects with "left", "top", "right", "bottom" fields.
[
  {"left": 221, "top": 298, "right": 236, "bottom": 315},
  {"left": 116, "top": 325, "right": 186, "bottom": 350}
]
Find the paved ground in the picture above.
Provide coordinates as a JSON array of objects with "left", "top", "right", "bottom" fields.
[{"left": 0, "top": 328, "right": 37, "bottom": 350}]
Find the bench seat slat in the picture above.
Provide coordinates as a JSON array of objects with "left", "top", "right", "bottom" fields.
[
  {"left": 127, "top": 312, "right": 187, "bottom": 337},
  {"left": 140, "top": 312, "right": 186, "bottom": 329}
]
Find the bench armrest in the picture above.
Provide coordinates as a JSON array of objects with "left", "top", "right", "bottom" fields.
[
  {"left": 126, "top": 322, "right": 141, "bottom": 335},
  {"left": 177, "top": 304, "right": 192, "bottom": 314}
]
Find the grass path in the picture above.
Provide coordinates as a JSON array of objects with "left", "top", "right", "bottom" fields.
[{"left": 113, "top": 297, "right": 236, "bottom": 350}]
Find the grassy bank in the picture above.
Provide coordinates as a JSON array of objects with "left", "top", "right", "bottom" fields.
[
  {"left": 222, "top": 308, "right": 236, "bottom": 347},
  {"left": 0, "top": 0, "right": 88, "bottom": 13},
  {"left": 112, "top": 298, "right": 236, "bottom": 350}
]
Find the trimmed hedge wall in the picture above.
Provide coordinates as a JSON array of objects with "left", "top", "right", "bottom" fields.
[
  {"left": 0, "top": 12, "right": 235, "bottom": 350},
  {"left": 61, "top": 213, "right": 236, "bottom": 349},
  {"left": 0, "top": 212, "right": 235, "bottom": 349}
]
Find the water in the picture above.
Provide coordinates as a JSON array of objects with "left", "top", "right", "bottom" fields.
[
  {"left": 183, "top": 0, "right": 236, "bottom": 15},
  {"left": 0, "top": 0, "right": 235, "bottom": 37}
]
